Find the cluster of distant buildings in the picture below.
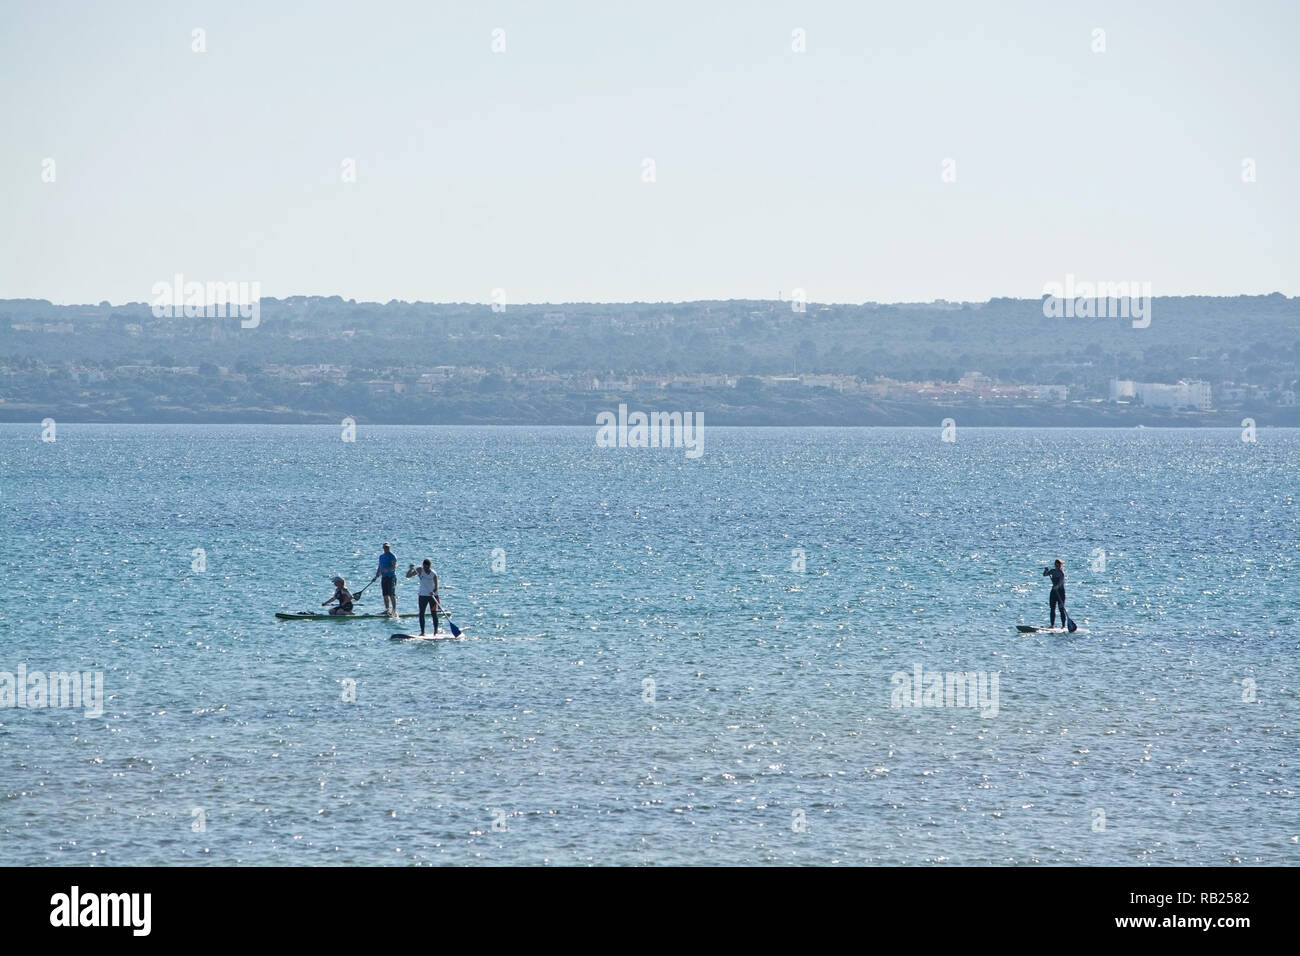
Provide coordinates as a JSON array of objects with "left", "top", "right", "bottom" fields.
[
  {"left": 587, "top": 372, "right": 1294, "bottom": 411},
  {"left": 158, "top": 365, "right": 1080, "bottom": 402},
  {"left": 590, "top": 371, "right": 1070, "bottom": 401},
  {"left": 11, "top": 359, "right": 1295, "bottom": 411},
  {"left": 1108, "top": 378, "right": 1295, "bottom": 410},
  {"left": 1108, "top": 378, "right": 1211, "bottom": 410}
]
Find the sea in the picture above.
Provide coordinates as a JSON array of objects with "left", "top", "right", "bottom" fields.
[{"left": 0, "top": 424, "right": 1295, "bottom": 865}]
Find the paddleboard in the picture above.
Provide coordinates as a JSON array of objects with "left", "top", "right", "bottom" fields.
[
  {"left": 276, "top": 611, "right": 398, "bottom": 620},
  {"left": 390, "top": 632, "right": 460, "bottom": 642},
  {"left": 1016, "top": 625, "right": 1071, "bottom": 633}
]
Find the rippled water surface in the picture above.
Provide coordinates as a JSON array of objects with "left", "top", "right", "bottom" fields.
[{"left": 0, "top": 425, "right": 1295, "bottom": 865}]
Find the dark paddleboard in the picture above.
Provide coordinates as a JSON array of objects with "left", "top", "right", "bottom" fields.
[
  {"left": 277, "top": 611, "right": 396, "bottom": 620},
  {"left": 390, "top": 632, "right": 460, "bottom": 641}
]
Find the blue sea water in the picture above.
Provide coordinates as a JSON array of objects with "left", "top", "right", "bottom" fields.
[{"left": 0, "top": 424, "right": 1295, "bottom": 865}]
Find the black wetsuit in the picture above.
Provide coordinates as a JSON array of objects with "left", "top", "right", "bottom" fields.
[{"left": 1043, "top": 567, "right": 1066, "bottom": 626}]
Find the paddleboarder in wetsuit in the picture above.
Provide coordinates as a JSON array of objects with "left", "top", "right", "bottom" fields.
[
  {"left": 1043, "top": 559, "right": 1066, "bottom": 628},
  {"left": 323, "top": 576, "right": 355, "bottom": 615}
]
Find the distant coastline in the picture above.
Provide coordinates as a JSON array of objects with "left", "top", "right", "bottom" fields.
[
  {"left": 3, "top": 408, "right": 1295, "bottom": 427},
  {"left": 2, "top": 294, "right": 1295, "bottom": 427}
]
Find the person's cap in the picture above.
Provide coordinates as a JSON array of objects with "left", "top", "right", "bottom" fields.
[
  {"left": 422, "top": 559, "right": 432, "bottom": 567},
  {"left": 382, "top": 542, "right": 390, "bottom": 549}
]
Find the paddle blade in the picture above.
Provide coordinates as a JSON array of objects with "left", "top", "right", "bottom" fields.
[
  {"left": 447, "top": 620, "right": 462, "bottom": 638},
  {"left": 1067, "top": 617, "right": 1078, "bottom": 633}
]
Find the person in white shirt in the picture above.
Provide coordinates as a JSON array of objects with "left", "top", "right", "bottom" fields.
[{"left": 405, "top": 559, "right": 440, "bottom": 635}]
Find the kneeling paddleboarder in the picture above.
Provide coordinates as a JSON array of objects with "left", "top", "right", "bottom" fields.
[{"left": 323, "top": 576, "right": 355, "bottom": 615}]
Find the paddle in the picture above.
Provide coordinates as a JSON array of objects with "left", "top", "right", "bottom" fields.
[
  {"left": 351, "top": 573, "right": 379, "bottom": 603},
  {"left": 434, "top": 596, "right": 462, "bottom": 638}
]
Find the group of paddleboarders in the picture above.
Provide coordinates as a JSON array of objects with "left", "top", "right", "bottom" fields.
[
  {"left": 329, "top": 548, "right": 1069, "bottom": 634},
  {"left": 322, "top": 542, "right": 444, "bottom": 635}
]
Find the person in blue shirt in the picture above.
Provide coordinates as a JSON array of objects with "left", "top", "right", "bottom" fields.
[
  {"left": 376, "top": 542, "right": 399, "bottom": 616},
  {"left": 1042, "top": 559, "right": 1067, "bottom": 628}
]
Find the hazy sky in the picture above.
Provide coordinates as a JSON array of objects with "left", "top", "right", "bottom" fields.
[{"left": 2, "top": 0, "right": 1296, "bottom": 304}]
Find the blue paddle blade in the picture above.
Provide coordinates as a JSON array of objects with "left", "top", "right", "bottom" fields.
[
  {"left": 1067, "top": 617, "right": 1078, "bottom": 633},
  {"left": 447, "top": 620, "right": 462, "bottom": 637}
]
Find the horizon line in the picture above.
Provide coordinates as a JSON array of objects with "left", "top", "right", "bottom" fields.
[{"left": 3, "top": 291, "right": 1295, "bottom": 310}]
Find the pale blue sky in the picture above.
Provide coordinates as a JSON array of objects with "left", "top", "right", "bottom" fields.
[{"left": 1, "top": 0, "right": 1295, "bottom": 304}]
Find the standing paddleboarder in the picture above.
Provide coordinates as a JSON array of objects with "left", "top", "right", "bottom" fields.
[
  {"left": 405, "top": 559, "right": 440, "bottom": 636},
  {"left": 1042, "top": 559, "right": 1067, "bottom": 629},
  {"left": 376, "top": 542, "right": 399, "bottom": 617}
]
